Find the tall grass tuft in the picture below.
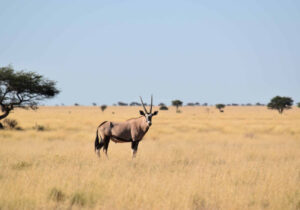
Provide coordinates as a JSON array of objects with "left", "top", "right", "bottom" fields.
[
  {"left": 12, "top": 161, "right": 32, "bottom": 170},
  {"left": 70, "top": 192, "right": 86, "bottom": 207},
  {"left": 48, "top": 188, "right": 65, "bottom": 202},
  {"left": 3, "top": 118, "right": 20, "bottom": 129}
]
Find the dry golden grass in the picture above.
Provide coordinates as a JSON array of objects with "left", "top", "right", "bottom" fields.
[{"left": 0, "top": 106, "right": 300, "bottom": 210}]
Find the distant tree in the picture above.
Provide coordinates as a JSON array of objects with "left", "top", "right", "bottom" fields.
[
  {"left": 172, "top": 100, "right": 183, "bottom": 112},
  {"left": 195, "top": 102, "right": 200, "bottom": 106},
  {"left": 297, "top": 102, "right": 300, "bottom": 108},
  {"left": 216, "top": 104, "right": 225, "bottom": 112},
  {"left": 255, "top": 102, "right": 262, "bottom": 106},
  {"left": 231, "top": 103, "right": 239, "bottom": 106},
  {"left": 158, "top": 103, "right": 166, "bottom": 106},
  {"left": 118, "top": 101, "right": 128, "bottom": 106},
  {"left": 100, "top": 105, "right": 107, "bottom": 112},
  {"left": 267, "top": 96, "right": 293, "bottom": 114},
  {"left": 202, "top": 103, "right": 208, "bottom": 106},
  {"left": 246, "top": 103, "right": 252, "bottom": 106},
  {"left": 92, "top": 102, "right": 97, "bottom": 106},
  {"left": 74, "top": 103, "right": 79, "bottom": 106},
  {"left": 0, "top": 66, "right": 59, "bottom": 122}
]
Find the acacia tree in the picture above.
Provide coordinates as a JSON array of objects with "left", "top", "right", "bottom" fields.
[
  {"left": 267, "top": 96, "right": 293, "bottom": 114},
  {"left": 216, "top": 104, "right": 225, "bottom": 112},
  {"left": 172, "top": 100, "right": 183, "bottom": 112},
  {"left": 0, "top": 66, "right": 59, "bottom": 121}
]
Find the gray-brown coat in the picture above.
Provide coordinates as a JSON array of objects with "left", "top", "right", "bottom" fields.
[{"left": 94, "top": 96, "right": 158, "bottom": 158}]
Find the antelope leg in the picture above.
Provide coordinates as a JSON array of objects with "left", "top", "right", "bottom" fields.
[
  {"left": 96, "top": 141, "right": 104, "bottom": 158},
  {"left": 131, "top": 141, "right": 140, "bottom": 158},
  {"left": 103, "top": 137, "right": 110, "bottom": 159}
]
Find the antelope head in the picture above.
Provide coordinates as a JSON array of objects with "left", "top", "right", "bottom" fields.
[{"left": 139, "top": 96, "right": 158, "bottom": 126}]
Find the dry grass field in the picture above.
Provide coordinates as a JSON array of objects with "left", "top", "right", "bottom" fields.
[{"left": 0, "top": 106, "right": 300, "bottom": 210}]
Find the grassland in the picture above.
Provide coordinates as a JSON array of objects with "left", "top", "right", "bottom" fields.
[{"left": 0, "top": 106, "right": 300, "bottom": 210}]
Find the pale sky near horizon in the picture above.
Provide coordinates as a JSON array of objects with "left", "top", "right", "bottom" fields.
[{"left": 0, "top": 0, "right": 299, "bottom": 105}]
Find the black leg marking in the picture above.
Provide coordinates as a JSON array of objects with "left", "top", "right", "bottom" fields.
[
  {"left": 131, "top": 141, "right": 140, "bottom": 158},
  {"left": 96, "top": 141, "right": 104, "bottom": 150},
  {"left": 103, "top": 137, "right": 110, "bottom": 159},
  {"left": 96, "top": 138, "right": 105, "bottom": 158}
]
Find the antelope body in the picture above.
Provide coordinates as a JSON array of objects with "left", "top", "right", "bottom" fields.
[{"left": 94, "top": 96, "right": 158, "bottom": 158}]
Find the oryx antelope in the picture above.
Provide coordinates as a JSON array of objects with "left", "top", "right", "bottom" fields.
[{"left": 94, "top": 96, "right": 158, "bottom": 158}]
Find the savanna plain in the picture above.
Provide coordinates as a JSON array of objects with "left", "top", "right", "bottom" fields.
[{"left": 0, "top": 106, "right": 300, "bottom": 210}]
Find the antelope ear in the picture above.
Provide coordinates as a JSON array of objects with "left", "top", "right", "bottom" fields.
[
  {"left": 139, "top": 110, "right": 145, "bottom": 116},
  {"left": 152, "top": 111, "right": 158, "bottom": 116}
]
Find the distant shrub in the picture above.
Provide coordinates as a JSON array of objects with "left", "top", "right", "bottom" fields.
[
  {"left": 92, "top": 102, "right": 97, "bottom": 106},
  {"left": 256, "top": 102, "right": 264, "bottom": 106},
  {"left": 74, "top": 103, "right": 80, "bottom": 106},
  {"left": 100, "top": 105, "right": 107, "bottom": 112},
  {"left": 48, "top": 188, "right": 66, "bottom": 202},
  {"left": 118, "top": 102, "right": 128, "bottom": 106},
  {"left": 3, "top": 118, "right": 18, "bottom": 129},
  {"left": 33, "top": 124, "right": 46, "bottom": 131},
  {"left": 159, "top": 105, "right": 168, "bottom": 110},
  {"left": 297, "top": 102, "right": 300, "bottom": 108},
  {"left": 186, "top": 103, "right": 195, "bottom": 106},
  {"left": 130, "top": 102, "right": 141, "bottom": 106},
  {"left": 216, "top": 104, "right": 225, "bottom": 112}
]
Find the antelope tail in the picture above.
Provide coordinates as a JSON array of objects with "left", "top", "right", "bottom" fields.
[
  {"left": 95, "top": 121, "right": 107, "bottom": 152},
  {"left": 94, "top": 129, "right": 100, "bottom": 152}
]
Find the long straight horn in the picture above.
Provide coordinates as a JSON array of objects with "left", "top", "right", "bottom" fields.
[
  {"left": 150, "top": 95, "right": 153, "bottom": 113},
  {"left": 139, "top": 96, "right": 148, "bottom": 113}
]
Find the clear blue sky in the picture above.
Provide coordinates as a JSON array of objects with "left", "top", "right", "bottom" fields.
[{"left": 1, "top": 0, "right": 299, "bottom": 105}]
